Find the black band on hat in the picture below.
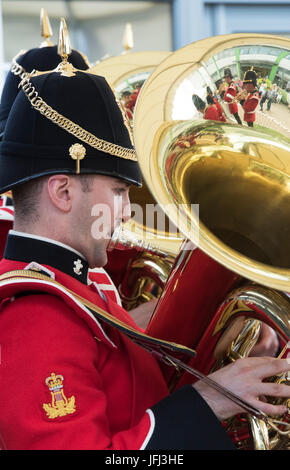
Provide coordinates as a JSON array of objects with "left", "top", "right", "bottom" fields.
[{"left": 0, "top": 142, "right": 141, "bottom": 192}]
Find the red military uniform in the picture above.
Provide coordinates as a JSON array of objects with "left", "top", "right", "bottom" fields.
[
  {"left": 0, "top": 231, "right": 234, "bottom": 450},
  {"left": 224, "top": 81, "right": 238, "bottom": 115},
  {"left": 124, "top": 88, "right": 140, "bottom": 121},
  {"left": 88, "top": 266, "right": 122, "bottom": 306},
  {"left": 213, "top": 98, "right": 226, "bottom": 122},
  {"left": 0, "top": 194, "right": 13, "bottom": 259},
  {"left": 204, "top": 103, "right": 226, "bottom": 122},
  {"left": 242, "top": 89, "right": 259, "bottom": 123}
]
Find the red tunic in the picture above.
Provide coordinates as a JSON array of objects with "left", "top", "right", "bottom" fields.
[
  {"left": 242, "top": 90, "right": 259, "bottom": 123},
  {"left": 88, "top": 266, "right": 122, "bottom": 305},
  {"left": 0, "top": 196, "right": 14, "bottom": 260},
  {"left": 0, "top": 258, "right": 165, "bottom": 450},
  {"left": 213, "top": 98, "right": 227, "bottom": 122},
  {"left": 204, "top": 104, "right": 226, "bottom": 122},
  {"left": 0, "top": 234, "right": 234, "bottom": 450},
  {"left": 224, "top": 82, "right": 238, "bottom": 114}
]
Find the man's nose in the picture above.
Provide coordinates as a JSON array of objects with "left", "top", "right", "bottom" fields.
[{"left": 122, "top": 193, "right": 131, "bottom": 223}]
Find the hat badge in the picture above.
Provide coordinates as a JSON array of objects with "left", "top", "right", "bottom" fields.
[{"left": 69, "top": 143, "right": 86, "bottom": 174}]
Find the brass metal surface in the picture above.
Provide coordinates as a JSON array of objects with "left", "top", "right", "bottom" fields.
[
  {"left": 134, "top": 33, "right": 290, "bottom": 292},
  {"left": 133, "top": 34, "right": 290, "bottom": 448},
  {"left": 89, "top": 50, "right": 169, "bottom": 91}
]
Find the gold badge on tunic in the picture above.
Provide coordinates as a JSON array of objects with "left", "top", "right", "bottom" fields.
[{"left": 43, "top": 372, "right": 76, "bottom": 419}]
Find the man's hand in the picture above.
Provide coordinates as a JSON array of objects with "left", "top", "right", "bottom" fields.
[
  {"left": 193, "top": 357, "right": 290, "bottom": 421},
  {"left": 129, "top": 298, "right": 158, "bottom": 330},
  {"left": 249, "top": 323, "right": 280, "bottom": 357}
]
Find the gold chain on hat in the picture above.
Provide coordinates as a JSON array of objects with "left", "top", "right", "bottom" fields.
[{"left": 11, "top": 67, "right": 137, "bottom": 162}]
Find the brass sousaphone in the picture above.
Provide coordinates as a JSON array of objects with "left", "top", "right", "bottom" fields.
[{"left": 133, "top": 34, "right": 290, "bottom": 450}]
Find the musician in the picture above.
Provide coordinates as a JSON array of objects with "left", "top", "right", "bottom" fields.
[
  {"left": 120, "top": 90, "right": 134, "bottom": 121},
  {"left": 0, "top": 51, "right": 288, "bottom": 451},
  {"left": 206, "top": 86, "right": 226, "bottom": 122},
  {"left": 192, "top": 94, "right": 226, "bottom": 122},
  {"left": 0, "top": 36, "right": 140, "bottom": 318},
  {"left": 205, "top": 94, "right": 227, "bottom": 122},
  {"left": 240, "top": 69, "right": 260, "bottom": 127},
  {"left": 223, "top": 68, "right": 242, "bottom": 124}
]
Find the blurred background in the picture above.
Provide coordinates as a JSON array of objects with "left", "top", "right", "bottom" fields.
[{"left": 0, "top": 0, "right": 290, "bottom": 92}]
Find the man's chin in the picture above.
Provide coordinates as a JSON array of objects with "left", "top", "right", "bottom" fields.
[
  {"left": 88, "top": 242, "right": 109, "bottom": 269},
  {"left": 89, "top": 254, "right": 108, "bottom": 269}
]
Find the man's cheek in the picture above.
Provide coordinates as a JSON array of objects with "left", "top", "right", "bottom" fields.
[{"left": 91, "top": 203, "right": 113, "bottom": 240}]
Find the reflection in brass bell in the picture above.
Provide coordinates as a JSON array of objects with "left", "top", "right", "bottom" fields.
[{"left": 134, "top": 33, "right": 290, "bottom": 292}]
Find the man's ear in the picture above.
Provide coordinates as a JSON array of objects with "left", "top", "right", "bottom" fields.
[{"left": 46, "top": 175, "right": 73, "bottom": 213}]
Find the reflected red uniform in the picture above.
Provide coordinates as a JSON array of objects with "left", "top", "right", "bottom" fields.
[
  {"left": 242, "top": 89, "right": 259, "bottom": 123},
  {"left": 204, "top": 103, "right": 226, "bottom": 122},
  {"left": 213, "top": 98, "right": 227, "bottom": 122},
  {"left": 224, "top": 82, "right": 238, "bottom": 115}
]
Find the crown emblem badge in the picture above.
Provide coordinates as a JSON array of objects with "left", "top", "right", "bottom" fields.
[{"left": 43, "top": 372, "right": 76, "bottom": 419}]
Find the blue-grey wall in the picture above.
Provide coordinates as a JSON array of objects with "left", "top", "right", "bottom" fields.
[{"left": 172, "top": 0, "right": 290, "bottom": 49}]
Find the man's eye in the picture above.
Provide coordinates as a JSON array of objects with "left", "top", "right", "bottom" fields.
[{"left": 114, "top": 188, "right": 125, "bottom": 195}]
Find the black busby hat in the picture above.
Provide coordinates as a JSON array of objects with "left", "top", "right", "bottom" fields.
[
  {"left": 0, "top": 45, "right": 89, "bottom": 139},
  {"left": 224, "top": 68, "right": 233, "bottom": 79},
  {"left": 206, "top": 94, "right": 215, "bottom": 106},
  {"left": 192, "top": 94, "right": 206, "bottom": 112},
  {"left": 0, "top": 67, "right": 141, "bottom": 192},
  {"left": 243, "top": 68, "right": 257, "bottom": 87}
]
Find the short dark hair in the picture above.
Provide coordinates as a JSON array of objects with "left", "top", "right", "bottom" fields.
[
  {"left": 12, "top": 176, "right": 48, "bottom": 224},
  {"left": 12, "top": 174, "right": 95, "bottom": 223}
]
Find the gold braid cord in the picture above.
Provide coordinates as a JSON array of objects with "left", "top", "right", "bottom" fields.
[
  {"left": 10, "top": 54, "right": 28, "bottom": 81},
  {"left": 11, "top": 58, "right": 137, "bottom": 162}
]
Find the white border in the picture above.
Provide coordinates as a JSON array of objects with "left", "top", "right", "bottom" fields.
[{"left": 140, "top": 409, "right": 155, "bottom": 450}]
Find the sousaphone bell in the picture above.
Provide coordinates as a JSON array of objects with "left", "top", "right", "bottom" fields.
[{"left": 133, "top": 33, "right": 290, "bottom": 450}]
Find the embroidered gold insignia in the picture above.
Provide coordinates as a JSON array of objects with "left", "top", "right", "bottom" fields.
[{"left": 43, "top": 372, "right": 76, "bottom": 419}]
